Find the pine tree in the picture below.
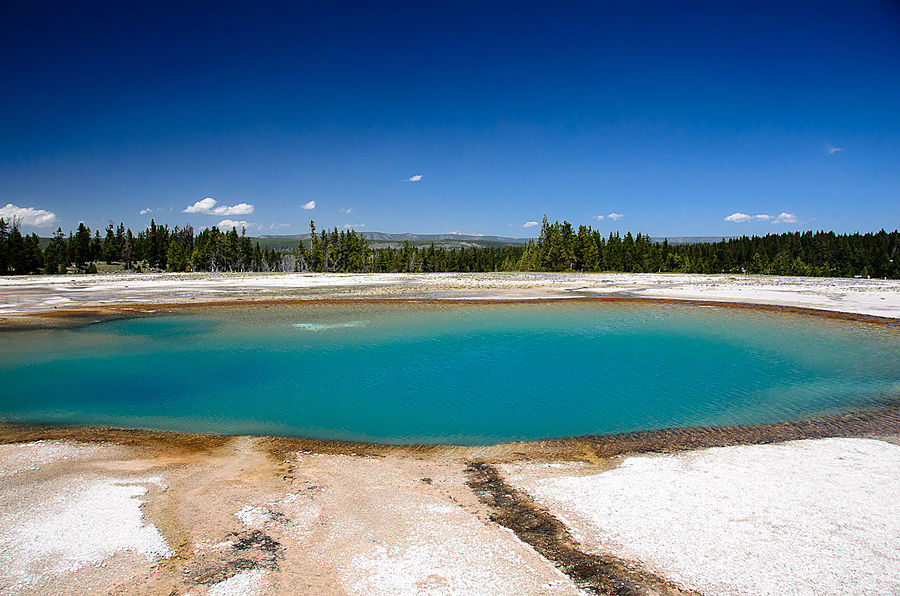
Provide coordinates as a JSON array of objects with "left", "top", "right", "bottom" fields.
[
  {"left": 102, "top": 222, "right": 117, "bottom": 264},
  {"left": 0, "top": 218, "right": 9, "bottom": 274},
  {"left": 73, "top": 223, "right": 91, "bottom": 271}
]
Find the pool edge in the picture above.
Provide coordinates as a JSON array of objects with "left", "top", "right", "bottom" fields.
[
  {"left": 1, "top": 295, "right": 898, "bottom": 332},
  {"left": 2, "top": 401, "right": 898, "bottom": 460}
]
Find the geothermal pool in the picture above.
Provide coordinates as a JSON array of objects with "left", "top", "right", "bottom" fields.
[{"left": 0, "top": 302, "right": 898, "bottom": 445}]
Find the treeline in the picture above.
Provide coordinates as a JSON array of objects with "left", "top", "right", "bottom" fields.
[
  {"left": 296, "top": 221, "right": 521, "bottom": 273},
  {"left": 0, "top": 216, "right": 898, "bottom": 278},
  {"left": 516, "top": 216, "right": 900, "bottom": 278},
  {"left": 295, "top": 217, "right": 899, "bottom": 278},
  {"left": 0, "top": 218, "right": 288, "bottom": 274}
]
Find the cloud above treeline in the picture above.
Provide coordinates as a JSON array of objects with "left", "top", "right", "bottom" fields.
[
  {"left": 183, "top": 197, "right": 254, "bottom": 216},
  {"left": 407, "top": 174, "right": 422, "bottom": 182},
  {"left": 139, "top": 208, "right": 153, "bottom": 215},
  {"left": 216, "top": 219, "right": 252, "bottom": 230},
  {"left": 595, "top": 213, "right": 624, "bottom": 221},
  {"left": 301, "top": 200, "right": 316, "bottom": 210},
  {"left": 0, "top": 203, "right": 58, "bottom": 227},
  {"left": 339, "top": 207, "right": 352, "bottom": 214},
  {"left": 522, "top": 221, "right": 539, "bottom": 227},
  {"left": 725, "top": 212, "right": 798, "bottom": 224}
]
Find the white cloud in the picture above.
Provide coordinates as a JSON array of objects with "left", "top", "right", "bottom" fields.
[
  {"left": 828, "top": 146, "right": 843, "bottom": 154},
  {"left": 725, "top": 212, "right": 753, "bottom": 222},
  {"left": 343, "top": 223, "right": 366, "bottom": 229},
  {"left": 449, "top": 231, "right": 485, "bottom": 236},
  {"left": 523, "top": 221, "right": 539, "bottom": 227},
  {"left": 773, "top": 212, "right": 797, "bottom": 224},
  {"left": 269, "top": 222, "right": 290, "bottom": 230},
  {"left": 216, "top": 219, "right": 250, "bottom": 230},
  {"left": 0, "top": 203, "right": 58, "bottom": 227},
  {"left": 139, "top": 208, "right": 153, "bottom": 215},
  {"left": 725, "top": 212, "right": 798, "bottom": 224},
  {"left": 340, "top": 207, "right": 352, "bottom": 214},
  {"left": 407, "top": 174, "right": 422, "bottom": 182},
  {"left": 183, "top": 197, "right": 254, "bottom": 216},
  {"left": 301, "top": 200, "right": 316, "bottom": 210},
  {"left": 212, "top": 202, "right": 253, "bottom": 216},
  {"left": 595, "top": 213, "right": 624, "bottom": 222},
  {"left": 183, "top": 197, "right": 218, "bottom": 213}
]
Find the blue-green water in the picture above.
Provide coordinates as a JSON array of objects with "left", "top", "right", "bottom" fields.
[{"left": 1, "top": 302, "right": 898, "bottom": 445}]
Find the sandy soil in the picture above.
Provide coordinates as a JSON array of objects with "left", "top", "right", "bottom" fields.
[
  {"left": 0, "top": 437, "right": 582, "bottom": 596},
  {"left": 1, "top": 271, "right": 898, "bottom": 319}
]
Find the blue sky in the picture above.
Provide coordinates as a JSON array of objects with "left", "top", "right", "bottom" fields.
[{"left": 1, "top": 1, "right": 898, "bottom": 237}]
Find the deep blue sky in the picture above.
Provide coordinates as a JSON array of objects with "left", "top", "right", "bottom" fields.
[{"left": 1, "top": 1, "right": 898, "bottom": 237}]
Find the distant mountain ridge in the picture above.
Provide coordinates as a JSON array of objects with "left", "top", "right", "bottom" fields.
[
  {"left": 253, "top": 232, "right": 735, "bottom": 250},
  {"left": 35, "top": 231, "right": 736, "bottom": 251},
  {"left": 653, "top": 236, "right": 735, "bottom": 245},
  {"left": 254, "top": 232, "right": 530, "bottom": 250},
  {"left": 258, "top": 232, "right": 529, "bottom": 243}
]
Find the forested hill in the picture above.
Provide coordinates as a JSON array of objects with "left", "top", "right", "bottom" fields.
[{"left": 0, "top": 216, "right": 897, "bottom": 278}]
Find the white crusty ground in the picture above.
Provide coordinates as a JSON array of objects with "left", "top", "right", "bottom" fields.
[
  {"left": 504, "top": 438, "right": 900, "bottom": 596},
  {"left": 343, "top": 500, "right": 577, "bottom": 595},
  {"left": 0, "top": 441, "right": 173, "bottom": 593},
  {"left": 1, "top": 271, "right": 898, "bottom": 318},
  {"left": 234, "top": 504, "right": 273, "bottom": 528},
  {"left": 205, "top": 569, "right": 270, "bottom": 596},
  {"left": 0, "top": 440, "right": 99, "bottom": 478},
  {"left": 290, "top": 454, "right": 583, "bottom": 596}
]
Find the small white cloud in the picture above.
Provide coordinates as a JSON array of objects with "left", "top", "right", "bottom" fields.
[
  {"left": 139, "top": 208, "right": 153, "bottom": 215},
  {"left": 594, "top": 215, "right": 605, "bottom": 221},
  {"left": 301, "top": 200, "right": 316, "bottom": 210},
  {"left": 212, "top": 202, "right": 253, "bottom": 216},
  {"left": 343, "top": 223, "right": 366, "bottom": 229},
  {"left": 339, "top": 207, "right": 352, "bottom": 214},
  {"left": 0, "top": 203, "right": 58, "bottom": 227},
  {"left": 725, "top": 212, "right": 798, "bottom": 224},
  {"left": 828, "top": 146, "right": 843, "bottom": 154},
  {"left": 184, "top": 197, "right": 218, "bottom": 213},
  {"left": 523, "top": 221, "right": 539, "bottom": 228},
  {"left": 773, "top": 212, "right": 797, "bottom": 224},
  {"left": 269, "top": 222, "right": 290, "bottom": 230},
  {"left": 407, "top": 174, "right": 423, "bottom": 182},
  {"left": 607, "top": 213, "right": 624, "bottom": 221},
  {"left": 725, "top": 212, "right": 754, "bottom": 223},
  {"left": 216, "top": 219, "right": 250, "bottom": 230},
  {"left": 184, "top": 197, "right": 254, "bottom": 216}
]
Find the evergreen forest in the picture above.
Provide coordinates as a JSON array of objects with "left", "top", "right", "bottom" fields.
[{"left": 0, "top": 216, "right": 897, "bottom": 278}]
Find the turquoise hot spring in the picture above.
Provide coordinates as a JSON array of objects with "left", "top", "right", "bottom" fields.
[{"left": 1, "top": 301, "right": 898, "bottom": 445}]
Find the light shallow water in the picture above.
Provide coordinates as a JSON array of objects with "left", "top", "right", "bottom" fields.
[{"left": 1, "top": 302, "right": 898, "bottom": 445}]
